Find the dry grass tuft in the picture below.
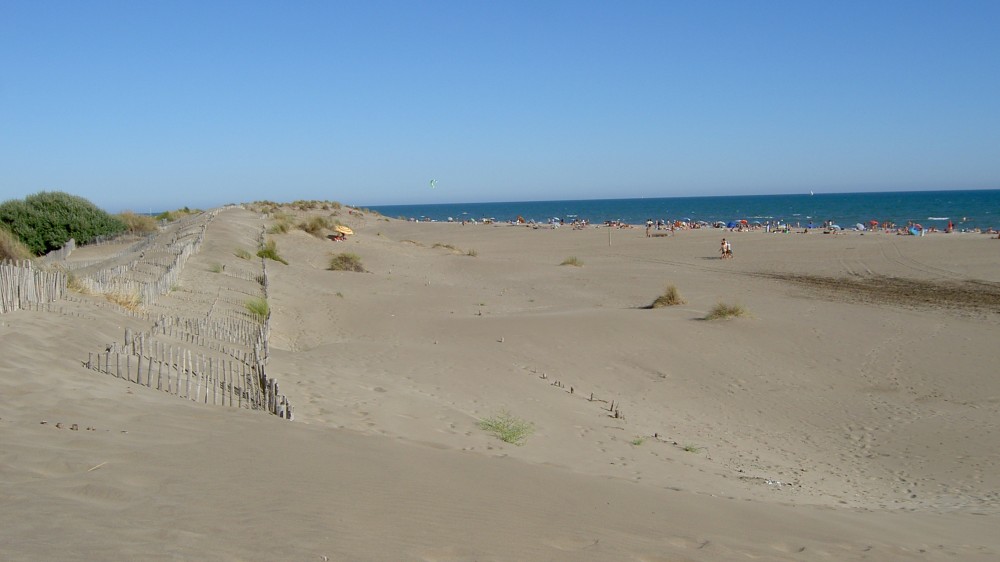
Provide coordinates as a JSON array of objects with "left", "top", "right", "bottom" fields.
[
  {"left": 328, "top": 252, "right": 365, "bottom": 272},
  {"left": 560, "top": 256, "right": 583, "bottom": 267},
  {"left": 704, "top": 302, "right": 747, "bottom": 320},
  {"left": 651, "top": 284, "right": 685, "bottom": 308},
  {"left": 117, "top": 211, "right": 158, "bottom": 233},
  {"left": 105, "top": 290, "right": 143, "bottom": 312},
  {"left": 0, "top": 226, "right": 33, "bottom": 261}
]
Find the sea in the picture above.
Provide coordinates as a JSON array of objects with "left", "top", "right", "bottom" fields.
[{"left": 367, "top": 189, "right": 1000, "bottom": 231}]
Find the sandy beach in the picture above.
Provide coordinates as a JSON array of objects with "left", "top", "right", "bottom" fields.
[{"left": 2, "top": 204, "right": 999, "bottom": 561}]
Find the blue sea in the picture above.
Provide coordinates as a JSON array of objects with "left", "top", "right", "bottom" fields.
[{"left": 368, "top": 190, "right": 1000, "bottom": 231}]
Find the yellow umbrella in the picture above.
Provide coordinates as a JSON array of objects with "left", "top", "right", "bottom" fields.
[{"left": 334, "top": 225, "right": 353, "bottom": 236}]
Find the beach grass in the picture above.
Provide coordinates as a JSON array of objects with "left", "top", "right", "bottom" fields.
[
  {"left": 478, "top": 412, "right": 534, "bottom": 445},
  {"left": 245, "top": 297, "right": 269, "bottom": 321},
  {"left": 682, "top": 444, "right": 704, "bottom": 453},
  {"left": 209, "top": 263, "right": 223, "bottom": 273},
  {"left": 328, "top": 252, "right": 365, "bottom": 272},
  {"left": 651, "top": 284, "right": 685, "bottom": 308},
  {"left": 299, "top": 215, "right": 331, "bottom": 237},
  {"left": 116, "top": 211, "right": 159, "bottom": 233},
  {"left": 560, "top": 256, "right": 583, "bottom": 267},
  {"left": 234, "top": 248, "right": 253, "bottom": 260},
  {"left": 267, "top": 213, "right": 294, "bottom": 234},
  {"left": 257, "top": 239, "right": 288, "bottom": 265},
  {"left": 0, "top": 226, "right": 33, "bottom": 261},
  {"left": 704, "top": 302, "right": 747, "bottom": 320},
  {"left": 466, "top": 249, "right": 478, "bottom": 257}
]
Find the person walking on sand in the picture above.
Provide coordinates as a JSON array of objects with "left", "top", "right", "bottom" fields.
[{"left": 720, "top": 238, "right": 730, "bottom": 259}]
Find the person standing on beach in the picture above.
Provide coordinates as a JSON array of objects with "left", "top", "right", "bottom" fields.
[{"left": 646, "top": 218, "right": 653, "bottom": 237}]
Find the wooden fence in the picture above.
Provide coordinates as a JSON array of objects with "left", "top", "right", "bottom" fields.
[
  {"left": 85, "top": 328, "right": 291, "bottom": 418},
  {"left": 0, "top": 260, "right": 67, "bottom": 314}
]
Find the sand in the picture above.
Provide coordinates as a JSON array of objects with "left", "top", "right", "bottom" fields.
[{"left": 2, "top": 205, "right": 999, "bottom": 560}]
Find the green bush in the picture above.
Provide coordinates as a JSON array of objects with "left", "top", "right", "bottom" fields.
[
  {"left": 0, "top": 191, "right": 127, "bottom": 255},
  {"left": 328, "top": 252, "right": 365, "bottom": 272}
]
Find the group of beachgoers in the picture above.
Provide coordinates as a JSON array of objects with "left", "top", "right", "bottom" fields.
[{"left": 441, "top": 215, "right": 998, "bottom": 236}]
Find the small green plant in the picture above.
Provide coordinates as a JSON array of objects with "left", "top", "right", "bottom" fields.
[
  {"left": 328, "top": 252, "right": 365, "bottom": 272},
  {"left": 245, "top": 297, "right": 269, "bottom": 321},
  {"left": 651, "top": 284, "right": 685, "bottom": 308},
  {"left": 234, "top": 248, "right": 253, "bottom": 260},
  {"left": 682, "top": 444, "right": 704, "bottom": 453},
  {"left": 478, "top": 411, "right": 534, "bottom": 445},
  {"left": 704, "top": 302, "right": 747, "bottom": 320},
  {"left": 560, "top": 256, "right": 583, "bottom": 267},
  {"left": 466, "top": 249, "right": 478, "bottom": 257},
  {"left": 257, "top": 238, "right": 288, "bottom": 265},
  {"left": 335, "top": 292, "right": 344, "bottom": 298},
  {"left": 630, "top": 437, "right": 645, "bottom": 446},
  {"left": 209, "top": 263, "right": 223, "bottom": 273}
]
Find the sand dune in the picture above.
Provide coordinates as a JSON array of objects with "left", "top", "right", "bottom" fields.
[{"left": 2, "top": 205, "right": 999, "bottom": 560}]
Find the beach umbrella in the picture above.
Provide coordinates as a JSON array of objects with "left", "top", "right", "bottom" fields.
[
  {"left": 726, "top": 221, "right": 737, "bottom": 228},
  {"left": 334, "top": 225, "right": 354, "bottom": 236}
]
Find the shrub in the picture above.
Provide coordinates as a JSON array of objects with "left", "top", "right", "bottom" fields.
[
  {"left": 0, "top": 225, "right": 33, "bottom": 261},
  {"left": 651, "top": 284, "right": 685, "bottom": 308},
  {"left": 0, "top": 191, "right": 127, "bottom": 255},
  {"left": 560, "top": 256, "right": 583, "bottom": 267},
  {"left": 328, "top": 252, "right": 365, "bottom": 272},
  {"left": 704, "top": 302, "right": 747, "bottom": 320},
  {"left": 116, "top": 211, "right": 158, "bottom": 233},
  {"left": 298, "top": 215, "right": 330, "bottom": 237},
  {"left": 477, "top": 412, "right": 534, "bottom": 445},
  {"left": 257, "top": 238, "right": 288, "bottom": 265},
  {"left": 245, "top": 297, "right": 269, "bottom": 321},
  {"left": 234, "top": 248, "right": 253, "bottom": 260}
]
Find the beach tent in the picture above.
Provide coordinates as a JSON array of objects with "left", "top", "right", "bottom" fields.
[{"left": 726, "top": 221, "right": 737, "bottom": 229}]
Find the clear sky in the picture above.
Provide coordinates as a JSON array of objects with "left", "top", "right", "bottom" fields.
[{"left": 2, "top": 0, "right": 998, "bottom": 212}]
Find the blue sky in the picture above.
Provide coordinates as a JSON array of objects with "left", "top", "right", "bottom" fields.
[{"left": 2, "top": 0, "right": 998, "bottom": 212}]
